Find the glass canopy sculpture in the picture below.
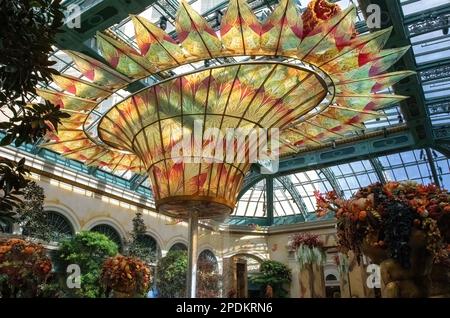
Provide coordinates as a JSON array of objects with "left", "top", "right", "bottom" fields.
[{"left": 39, "top": 0, "right": 413, "bottom": 220}]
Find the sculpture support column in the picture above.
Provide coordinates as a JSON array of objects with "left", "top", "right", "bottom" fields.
[{"left": 187, "top": 210, "right": 199, "bottom": 298}]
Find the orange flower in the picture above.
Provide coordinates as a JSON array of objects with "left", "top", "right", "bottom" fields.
[
  {"left": 358, "top": 211, "right": 367, "bottom": 221},
  {"left": 302, "top": 0, "right": 341, "bottom": 36},
  {"left": 23, "top": 246, "right": 35, "bottom": 255}
]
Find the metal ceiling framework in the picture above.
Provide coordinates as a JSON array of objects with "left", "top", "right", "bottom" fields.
[{"left": 5, "top": 0, "right": 449, "bottom": 226}]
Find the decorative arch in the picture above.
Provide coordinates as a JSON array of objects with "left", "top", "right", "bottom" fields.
[
  {"left": 143, "top": 227, "right": 164, "bottom": 254},
  {"left": 198, "top": 244, "right": 222, "bottom": 272},
  {"left": 83, "top": 217, "right": 127, "bottom": 240},
  {"left": 134, "top": 233, "right": 162, "bottom": 263},
  {"left": 226, "top": 251, "right": 268, "bottom": 263},
  {"left": 169, "top": 242, "right": 188, "bottom": 252},
  {"left": 22, "top": 210, "right": 75, "bottom": 242},
  {"left": 165, "top": 236, "right": 188, "bottom": 253},
  {"left": 44, "top": 204, "right": 81, "bottom": 232},
  {"left": 198, "top": 249, "right": 219, "bottom": 271},
  {"left": 324, "top": 265, "right": 340, "bottom": 287},
  {"left": 88, "top": 223, "right": 124, "bottom": 250},
  {"left": 229, "top": 252, "right": 265, "bottom": 274}
]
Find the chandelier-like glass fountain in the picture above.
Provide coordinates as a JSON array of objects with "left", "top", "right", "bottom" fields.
[{"left": 39, "top": 0, "right": 413, "bottom": 297}]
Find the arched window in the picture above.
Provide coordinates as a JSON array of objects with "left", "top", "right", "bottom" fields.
[
  {"left": 326, "top": 274, "right": 338, "bottom": 282},
  {"left": 22, "top": 211, "right": 74, "bottom": 242},
  {"left": 198, "top": 249, "right": 218, "bottom": 272},
  {"left": 197, "top": 249, "right": 220, "bottom": 298},
  {"left": 169, "top": 242, "right": 187, "bottom": 252},
  {"left": 136, "top": 234, "right": 161, "bottom": 263},
  {"left": 90, "top": 224, "right": 122, "bottom": 251}
]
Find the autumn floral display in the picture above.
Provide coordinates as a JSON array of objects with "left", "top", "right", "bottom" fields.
[
  {"left": 101, "top": 255, "right": 151, "bottom": 297},
  {"left": 315, "top": 181, "right": 450, "bottom": 268},
  {"left": 288, "top": 233, "right": 326, "bottom": 269},
  {"left": 302, "top": 0, "right": 341, "bottom": 35},
  {"left": 0, "top": 238, "right": 52, "bottom": 297}
]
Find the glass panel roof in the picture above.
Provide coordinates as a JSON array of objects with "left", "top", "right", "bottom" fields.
[
  {"left": 234, "top": 148, "right": 448, "bottom": 218},
  {"left": 402, "top": 0, "right": 450, "bottom": 126}
]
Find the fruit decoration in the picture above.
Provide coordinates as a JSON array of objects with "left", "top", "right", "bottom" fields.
[{"left": 315, "top": 181, "right": 450, "bottom": 268}]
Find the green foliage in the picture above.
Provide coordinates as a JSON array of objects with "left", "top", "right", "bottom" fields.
[
  {"left": 127, "top": 212, "right": 157, "bottom": 263},
  {"left": 0, "top": 102, "right": 71, "bottom": 147},
  {"left": 249, "top": 260, "right": 292, "bottom": 298},
  {"left": 0, "top": 0, "right": 69, "bottom": 147},
  {"left": 56, "top": 231, "right": 119, "bottom": 298},
  {"left": 0, "top": 157, "right": 29, "bottom": 227},
  {"left": 0, "top": 0, "right": 67, "bottom": 229},
  {"left": 0, "top": 0, "right": 63, "bottom": 107},
  {"left": 17, "top": 181, "right": 51, "bottom": 241},
  {"left": 157, "top": 250, "right": 187, "bottom": 298}
]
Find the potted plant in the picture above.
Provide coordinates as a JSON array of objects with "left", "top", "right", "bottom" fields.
[
  {"left": 316, "top": 181, "right": 450, "bottom": 297},
  {"left": 288, "top": 233, "right": 326, "bottom": 297},
  {"left": 101, "top": 255, "right": 151, "bottom": 298}
]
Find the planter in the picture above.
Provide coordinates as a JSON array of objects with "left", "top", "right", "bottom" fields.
[
  {"left": 111, "top": 290, "right": 142, "bottom": 298},
  {"left": 362, "top": 229, "right": 433, "bottom": 298}
]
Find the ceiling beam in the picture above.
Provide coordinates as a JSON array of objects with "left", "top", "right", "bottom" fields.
[
  {"left": 319, "top": 168, "right": 344, "bottom": 198},
  {"left": 265, "top": 177, "right": 274, "bottom": 226},
  {"left": 369, "top": 157, "right": 387, "bottom": 184},
  {"left": 238, "top": 127, "right": 420, "bottom": 197},
  {"left": 276, "top": 176, "right": 308, "bottom": 221},
  {"left": 425, "top": 148, "right": 441, "bottom": 187},
  {"left": 358, "top": 0, "right": 432, "bottom": 146}
]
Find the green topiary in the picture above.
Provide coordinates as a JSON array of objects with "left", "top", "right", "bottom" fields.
[
  {"left": 249, "top": 260, "right": 291, "bottom": 298},
  {"left": 55, "top": 231, "right": 118, "bottom": 298}
]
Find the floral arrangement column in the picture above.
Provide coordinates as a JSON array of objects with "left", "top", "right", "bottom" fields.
[
  {"left": 289, "top": 233, "right": 326, "bottom": 298},
  {"left": 315, "top": 182, "right": 450, "bottom": 297}
]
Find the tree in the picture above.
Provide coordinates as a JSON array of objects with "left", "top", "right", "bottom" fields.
[
  {"left": 0, "top": 157, "right": 29, "bottom": 229},
  {"left": 16, "top": 181, "right": 50, "bottom": 241},
  {"left": 156, "top": 250, "right": 221, "bottom": 298},
  {"left": 249, "top": 260, "right": 292, "bottom": 298},
  {"left": 156, "top": 250, "right": 187, "bottom": 298},
  {"left": 127, "top": 212, "right": 157, "bottom": 263},
  {"left": 0, "top": 0, "right": 69, "bottom": 225},
  {"left": 197, "top": 258, "right": 221, "bottom": 298},
  {"left": 56, "top": 231, "right": 119, "bottom": 298}
]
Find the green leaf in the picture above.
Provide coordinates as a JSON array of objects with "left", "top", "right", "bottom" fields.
[{"left": 0, "top": 134, "right": 14, "bottom": 146}]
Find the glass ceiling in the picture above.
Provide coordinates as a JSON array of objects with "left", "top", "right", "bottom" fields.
[{"left": 2, "top": 0, "right": 449, "bottom": 224}]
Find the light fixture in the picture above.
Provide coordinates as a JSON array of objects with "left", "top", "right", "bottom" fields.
[{"left": 38, "top": 0, "right": 413, "bottom": 219}]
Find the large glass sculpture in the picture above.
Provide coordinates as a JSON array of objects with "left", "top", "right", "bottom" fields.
[{"left": 39, "top": 0, "right": 413, "bottom": 219}]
